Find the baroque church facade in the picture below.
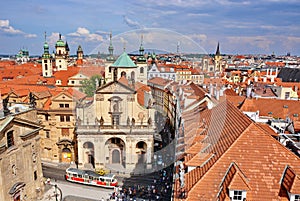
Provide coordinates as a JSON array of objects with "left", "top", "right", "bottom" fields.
[{"left": 76, "top": 37, "right": 156, "bottom": 172}]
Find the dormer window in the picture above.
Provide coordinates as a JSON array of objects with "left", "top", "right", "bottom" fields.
[
  {"left": 229, "top": 190, "right": 247, "bottom": 201},
  {"left": 233, "top": 190, "right": 242, "bottom": 200}
]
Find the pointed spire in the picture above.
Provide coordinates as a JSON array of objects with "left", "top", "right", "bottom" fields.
[
  {"left": 59, "top": 33, "right": 62, "bottom": 40},
  {"left": 139, "top": 34, "right": 144, "bottom": 54},
  {"left": 108, "top": 31, "right": 114, "bottom": 56},
  {"left": 43, "top": 31, "right": 49, "bottom": 55},
  {"left": 65, "top": 41, "right": 70, "bottom": 51},
  {"left": 216, "top": 42, "right": 220, "bottom": 56}
]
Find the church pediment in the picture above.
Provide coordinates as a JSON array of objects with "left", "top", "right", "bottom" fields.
[{"left": 96, "top": 81, "right": 136, "bottom": 94}]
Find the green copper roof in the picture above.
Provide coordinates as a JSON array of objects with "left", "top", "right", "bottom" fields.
[
  {"left": 111, "top": 52, "right": 137, "bottom": 68},
  {"left": 44, "top": 42, "right": 49, "bottom": 49},
  {"left": 56, "top": 39, "right": 65, "bottom": 47},
  {"left": 55, "top": 34, "right": 65, "bottom": 47}
]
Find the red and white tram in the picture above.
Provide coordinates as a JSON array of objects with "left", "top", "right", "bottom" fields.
[{"left": 65, "top": 167, "right": 118, "bottom": 188}]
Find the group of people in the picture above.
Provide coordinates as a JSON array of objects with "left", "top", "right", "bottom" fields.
[{"left": 108, "top": 167, "right": 173, "bottom": 201}]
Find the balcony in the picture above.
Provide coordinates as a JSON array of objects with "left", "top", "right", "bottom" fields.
[{"left": 76, "top": 124, "right": 156, "bottom": 135}]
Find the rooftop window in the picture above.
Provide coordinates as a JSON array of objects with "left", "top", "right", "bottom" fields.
[{"left": 229, "top": 190, "right": 247, "bottom": 201}]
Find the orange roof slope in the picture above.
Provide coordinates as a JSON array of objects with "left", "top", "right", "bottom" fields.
[
  {"left": 240, "top": 98, "right": 300, "bottom": 119},
  {"left": 185, "top": 122, "right": 300, "bottom": 201}
]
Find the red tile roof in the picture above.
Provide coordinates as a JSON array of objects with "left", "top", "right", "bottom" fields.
[
  {"left": 148, "top": 77, "right": 173, "bottom": 87},
  {"left": 53, "top": 67, "right": 80, "bottom": 86},
  {"left": 182, "top": 122, "right": 300, "bottom": 201},
  {"left": 240, "top": 98, "right": 300, "bottom": 120},
  {"left": 174, "top": 100, "right": 300, "bottom": 200}
]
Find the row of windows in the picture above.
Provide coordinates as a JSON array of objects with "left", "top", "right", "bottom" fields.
[
  {"left": 60, "top": 115, "right": 71, "bottom": 122},
  {"left": 108, "top": 68, "right": 144, "bottom": 74},
  {"left": 59, "top": 103, "right": 70, "bottom": 108}
]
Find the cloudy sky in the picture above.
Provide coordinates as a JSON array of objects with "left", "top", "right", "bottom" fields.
[{"left": 1, "top": 0, "right": 300, "bottom": 55}]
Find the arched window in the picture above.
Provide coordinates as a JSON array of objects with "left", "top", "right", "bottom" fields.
[
  {"left": 7, "top": 131, "right": 14, "bottom": 148},
  {"left": 140, "top": 67, "right": 144, "bottom": 74},
  {"left": 131, "top": 71, "right": 135, "bottom": 83}
]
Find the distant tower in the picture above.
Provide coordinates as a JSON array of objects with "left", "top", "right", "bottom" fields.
[
  {"left": 177, "top": 41, "right": 180, "bottom": 54},
  {"left": 106, "top": 32, "right": 115, "bottom": 62},
  {"left": 76, "top": 45, "right": 83, "bottom": 65},
  {"left": 55, "top": 33, "right": 68, "bottom": 71},
  {"left": 65, "top": 41, "right": 70, "bottom": 58},
  {"left": 136, "top": 34, "right": 147, "bottom": 84},
  {"left": 42, "top": 32, "right": 53, "bottom": 77},
  {"left": 137, "top": 34, "right": 146, "bottom": 63},
  {"left": 214, "top": 42, "right": 222, "bottom": 72}
]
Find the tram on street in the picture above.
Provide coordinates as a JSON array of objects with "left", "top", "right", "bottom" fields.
[{"left": 65, "top": 167, "right": 118, "bottom": 188}]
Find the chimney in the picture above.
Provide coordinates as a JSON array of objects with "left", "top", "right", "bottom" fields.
[{"left": 283, "top": 105, "right": 289, "bottom": 119}]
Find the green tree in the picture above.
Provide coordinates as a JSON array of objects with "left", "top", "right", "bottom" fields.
[{"left": 79, "top": 74, "right": 103, "bottom": 97}]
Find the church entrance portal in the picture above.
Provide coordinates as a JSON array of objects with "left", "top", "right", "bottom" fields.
[{"left": 112, "top": 149, "right": 121, "bottom": 163}]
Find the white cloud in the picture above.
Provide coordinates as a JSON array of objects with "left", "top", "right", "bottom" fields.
[
  {"left": 89, "top": 28, "right": 208, "bottom": 55},
  {"left": 0, "top": 19, "right": 23, "bottom": 34},
  {"left": 0, "top": 19, "right": 37, "bottom": 38},
  {"left": 25, "top": 34, "right": 37, "bottom": 38},
  {"left": 187, "top": 13, "right": 211, "bottom": 17},
  {"left": 138, "top": 0, "right": 251, "bottom": 7},
  {"left": 68, "top": 27, "right": 103, "bottom": 42},
  {"left": 123, "top": 16, "right": 144, "bottom": 29},
  {"left": 226, "top": 36, "right": 275, "bottom": 52},
  {"left": 0, "top": 19, "right": 9, "bottom": 27}
]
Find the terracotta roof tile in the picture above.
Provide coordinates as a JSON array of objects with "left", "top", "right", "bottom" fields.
[
  {"left": 228, "top": 171, "right": 251, "bottom": 191},
  {"left": 280, "top": 166, "right": 300, "bottom": 195},
  {"left": 182, "top": 122, "right": 300, "bottom": 201},
  {"left": 53, "top": 67, "right": 80, "bottom": 86},
  {"left": 148, "top": 77, "right": 172, "bottom": 87},
  {"left": 240, "top": 98, "right": 300, "bottom": 120}
]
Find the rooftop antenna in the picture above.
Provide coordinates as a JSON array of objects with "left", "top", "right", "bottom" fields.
[
  {"left": 177, "top": 41, "right": 180, "bottom": 54},
  {"left": 141, "top": 34, "right": 144, "bottom": 46}
]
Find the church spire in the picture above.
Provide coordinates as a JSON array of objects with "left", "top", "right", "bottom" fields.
[
  {"left": 108, "top": 31, "right": 114, "bottom": 56},
  {"left": 139, "top": 34, "right": 144, "bottom": 55},
  {"left": 43, "top": 31, "right": 49, "bottom": 54},
  {"left": 216, "top": 42, "right": 220, "bottom": 56}
]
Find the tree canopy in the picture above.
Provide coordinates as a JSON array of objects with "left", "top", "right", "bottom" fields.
[{"left": 79, "top": 74, "right": 104, "bottom": 97}]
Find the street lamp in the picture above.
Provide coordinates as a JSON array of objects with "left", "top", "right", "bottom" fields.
[{"left": 55, "top": 184, "right": 58, "bottom": 201}]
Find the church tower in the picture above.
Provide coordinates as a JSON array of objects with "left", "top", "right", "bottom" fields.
[
  {"left": 106, "top": 32, "right": 115, "bottom": 63},
  {"left": 136, "top": 34, "right": 148, "bottom": 84},
  {"left": 42, "top": 32, "right": 53, "bottom": 77},
  {"left": 55, "top": 34, "right": 68, "bottom": 71},
  {"left": 76, "top": 45, "right": 83, "bottom": 65},
  {"left": 214, "top": 42, "right": 222, "bottom": 72}
]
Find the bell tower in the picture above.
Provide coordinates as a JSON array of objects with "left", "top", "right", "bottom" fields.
[
  {"left": 42, "top": 32, "right": 53, "bottom": 77},
  {"left": 214, "top": 42, "right": 222, "bottom": 72},
  {"left": 76, "top": 45, "right": 83, "bottom": 65},
  {"left": 55, "top": 33, "right": 68, "bottom": 71}
]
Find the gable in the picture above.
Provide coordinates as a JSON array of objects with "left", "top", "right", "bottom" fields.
[
  {"left": 95, "top": 81, "right": 136, "bottom": 94},
  {"left": 52, "top": 92, "right": 73, "bottom": 102},
  {"left": 69, "top": 73, "right": 88, "bottom": 80}
]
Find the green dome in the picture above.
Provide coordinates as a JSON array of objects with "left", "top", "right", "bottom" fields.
[
  {"left": 44, "top": 42, "right": 49, "bottom": 49},
  {"left": 55, "top": 39, "right": 65, "bottom": 47},
  {"left": 55, "top": 34, "right": 65, "bottom": 47}
]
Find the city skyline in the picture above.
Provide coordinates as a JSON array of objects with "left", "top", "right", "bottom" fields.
[{"left": 1, "top": 0, "right": 300, "bottom": 56}]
